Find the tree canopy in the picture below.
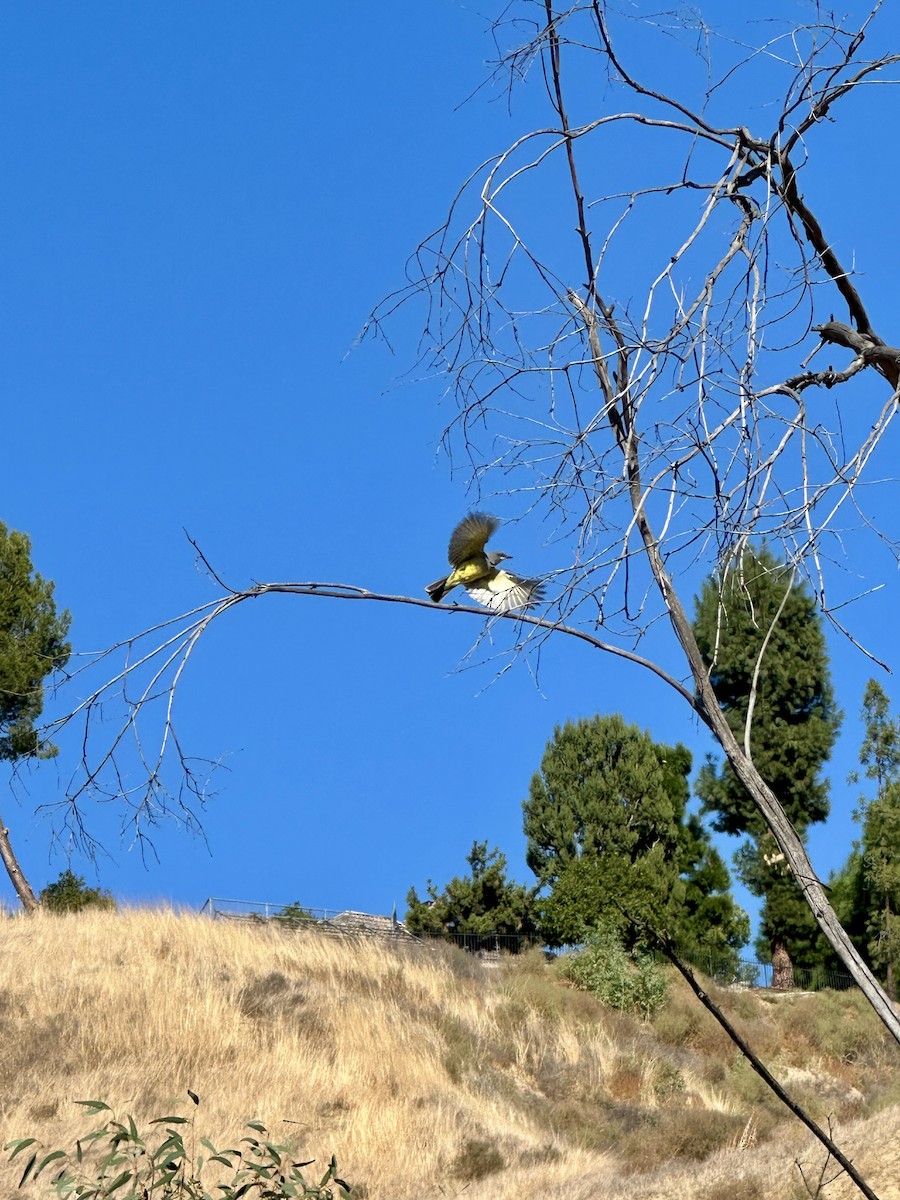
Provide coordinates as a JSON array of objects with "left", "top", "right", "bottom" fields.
[
  {"left": 39, "top": 869, "right": 115, "bottom": 914},
  {"left": 0, "top": 521, "right": 71, "bottom": 762},
  {"left": 0, "top": 521, "right": 72, "bottom": 913},
  {"left": 405, "top": 841, "right": 539, "bottom": 950},
  {"left": 693, "top": 546, "right": 839, "bottom": 838},
  {"left": 693, "top": 546, "right": 841, "bottom": 974},
  {"left": 524, "top": 715, "right": 747, "bottom": 957},
  {"left": 832, "top": 680, "right": 900, "bottom": 999},
  {"left": 524, "top": 715, "right": 684, "bottom": 889}
]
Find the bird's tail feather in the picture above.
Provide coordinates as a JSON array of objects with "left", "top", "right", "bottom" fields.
[{"left": 425, "top": 577, "right": 449, "bottom": 603}]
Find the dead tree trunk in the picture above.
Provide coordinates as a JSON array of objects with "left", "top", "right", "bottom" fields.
[{"left": 0, "top": 817, "right": 40, "bottom": 914}]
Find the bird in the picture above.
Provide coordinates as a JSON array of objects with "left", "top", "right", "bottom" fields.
[{"left": 425, "top": 512, "right": 544, "bottom": 613}]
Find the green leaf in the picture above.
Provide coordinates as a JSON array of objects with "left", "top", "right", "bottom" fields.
[
  {"left": 4, "top": 1137, "right": 38, "bottom": 1159},
  {"left": 74, "top": 1100, "right": 113, "bottom": 1113},
  {"left": 79, "top": 1128, "right": 110, "bottom": 1149},
  {"left": 153, "top": 1133, "right": 185, "bottom": 1158},
  {"left": 149, "top": 1115, "right": 190, "bottom": 1125},
  {"left": 319, "top": 1156, "right": 337, "bottom": 1188},
  {"left": 187, "top": 1089, "right": 200, "bottom": 1105},
  {"left": 17, "top": 1152, "right": 37, "bottom": 1187},
  {"left": 33, "top": 1149, "right": 68, "bottom": 1178},
  {"left": 104, "top": 1168, "right": 134, "bottom": 1192}
]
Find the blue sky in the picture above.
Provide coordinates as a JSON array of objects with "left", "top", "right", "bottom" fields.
[{"left": 2, "top": 1, "right": 899, "bottom": 946}]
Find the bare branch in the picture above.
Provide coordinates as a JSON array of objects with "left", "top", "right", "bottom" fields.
[
  {"left": 656, "top": 936, "right": 882, "bottom": 1200},
  {"left": 360, "top": 2, "right": 900, "bottom": 1056}
]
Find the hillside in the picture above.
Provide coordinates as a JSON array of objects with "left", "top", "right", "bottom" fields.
[{"left": 0, "top": 909, "right": 898, "bottom": 1199}]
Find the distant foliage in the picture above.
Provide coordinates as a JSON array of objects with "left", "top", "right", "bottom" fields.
[
  {"left": 0, "top": 521, "right": 71, "bottom": 763},
  {"left": 273, "top": 901, "right": 316, "bottom": 928},
  {"left": 834, "top": 680, "right": 900, "bottom": 999},
  {"left": 693, "top": 546, "right": 841, "bottom": 972},
  {"left": 4, "top": 1096, "right": 351, "bottom": 1199},
  {"left": 562, "top": 929, "right": 668, "bottom": 1020},
  {"left": 39, "top": 870, "right": 115, "bottom": 914},
  {"left": 406, "top": 841, "right": 539, "bottom": 951},
  {"left": 524, "top": 715, "right": 747, "bottom": 962}
]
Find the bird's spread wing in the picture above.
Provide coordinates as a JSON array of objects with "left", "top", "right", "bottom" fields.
[
  {"left": 447, "top": 512, "right": 499, "bottom": 567},
  {"left": 464, "top": 570, "right": 544, "bottom": 613}
]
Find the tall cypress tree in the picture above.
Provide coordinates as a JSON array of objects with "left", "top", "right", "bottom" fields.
[{"left": 693, "top": 546, "right": 841, "bottom": 984}]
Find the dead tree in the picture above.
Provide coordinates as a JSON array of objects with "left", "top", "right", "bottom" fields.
[
  {"left": 362, "top": 3, "right": 900, "bottom": 1040},
  {"left": 26, "top": 3, "right": 900, "bottom": 1059}
]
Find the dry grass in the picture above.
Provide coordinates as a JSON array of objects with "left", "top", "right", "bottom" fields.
[{"left": 0, "top": 908, "right": 897, "bottom": 1199}]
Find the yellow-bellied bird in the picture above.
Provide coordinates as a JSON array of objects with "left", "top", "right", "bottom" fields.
[{"left": 425, "top": 512, "right": 544, "bottom": 613}]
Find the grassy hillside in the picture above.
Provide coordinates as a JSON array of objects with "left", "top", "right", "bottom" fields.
[{"left": 1, "top": 909, "right": 898, "bottom": 1199}]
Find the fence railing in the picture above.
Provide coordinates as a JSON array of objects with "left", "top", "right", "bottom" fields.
[
  {"left": 201, "top": 897, "right": 420, "bottom": 940},
  {"left": 695, "top": 954, "right": 855, "bottom": 992},
  {"left": 200, "top": 898, "right": 539, "bottom": 952},
  {"left": 422, "top": 929, "right": 541, "bottom": 955},
  {"left": 201, "top": 899, "right": 858, "bottom": 990}
]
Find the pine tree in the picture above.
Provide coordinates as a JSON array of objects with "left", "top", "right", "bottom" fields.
[
  {"left": 843, "top": 680, "right": 900, "bottom": 1000},
  {"left": 523, "top": 715, "right": 747, "bottom": 957},
  {"left": 679, "top": 812, "right": 751, "bottom": 970},
  {"left": 693, "top": 546, "right": 841, "bottom": 985},
  {"left": 405, "top": 841, "right": 539, "bottom": 952},
  {"left": 0, "top": 522, "right": 71, "bottom": 912},
  {"left": 39, "top": 869, "right": 115, "bottom": 913},
  {"left": 0, "top": 522, "right": 71, "bottom": 761}
]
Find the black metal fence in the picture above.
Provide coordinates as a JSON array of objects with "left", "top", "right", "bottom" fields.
[
  {"left": 694, "top": 954, "right": 855, "bottom": 992},
  {"left": 422, "top": 929, "right": 541, "bottom": 955}
]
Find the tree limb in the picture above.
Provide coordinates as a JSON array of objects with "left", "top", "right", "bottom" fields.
[{"left": 656, "top": 936, "right": 883, "bottom": 1200}]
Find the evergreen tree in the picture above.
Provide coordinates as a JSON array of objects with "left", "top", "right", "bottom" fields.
[
  {"left": 0, "top": 522, "right": 72, "bottom": 912},
  {"left": 524, "top": 715, "right": 683, "bottom": 889},
  {"left": 839, "top": 680, "right": 900, "bottom": 999},
  {"left": 679, "top": 812, "right": 751, "bottom": 969},
  {"left": 0, "top": 522, "right": 71, "bottom": 761},
  {"left": 693, "top": 546, "right": 841, "bottom": 984},
  {"left": 405, "top": 841, "right": 539, "bottom": 951},
  {"left": 523, "top": 715, "right": 748, "bottom": 957},
  {"left": 40, "top": 869, "right": 115, "bottom": 913},
  {"left": 860, "top": 786, "right": 900, "bottom": 999}
]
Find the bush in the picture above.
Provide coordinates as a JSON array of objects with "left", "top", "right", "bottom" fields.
[
  {"left": 562, "top": 930, "right": 668, "bottom": 1019},
  {"left": 450, "top": 1137, "right": 505, "bottom": 1182},
  {"left": 4, "top": 1095, "right": 351, "bottom": 1198},
  {"left": 39, "top": 870, "right": 115, "bottom": 914}
]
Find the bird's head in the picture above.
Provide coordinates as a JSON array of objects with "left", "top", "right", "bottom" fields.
[{"left": 486, "top": 550, "right": 511, "bottom": 566}]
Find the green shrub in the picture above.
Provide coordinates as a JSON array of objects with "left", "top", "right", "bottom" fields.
[
  {"left": 39, "top": 870, "right": 115, "bottom": 914},
  {"left": 4, "top": 1095, "right": 351, "bottom": 1198},
  {"left": 562, "top": 930, "right": 668, "bottom": 1019}
]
